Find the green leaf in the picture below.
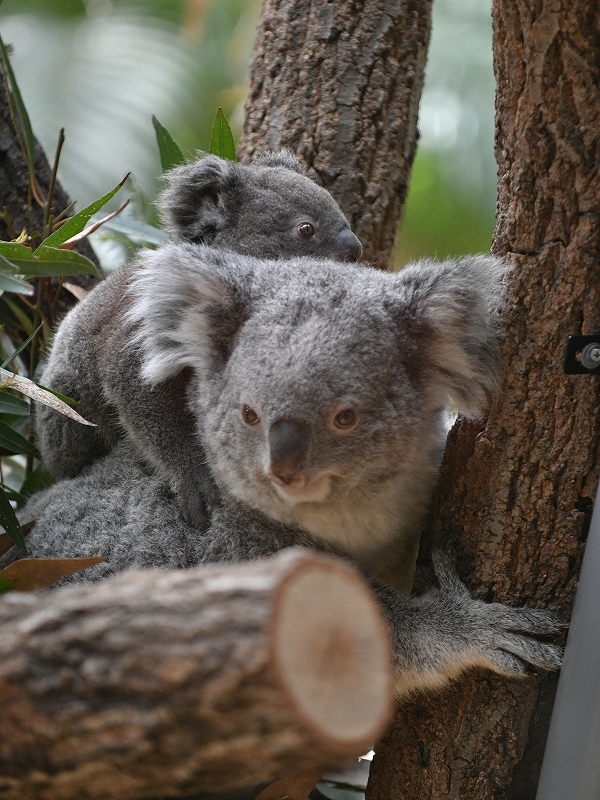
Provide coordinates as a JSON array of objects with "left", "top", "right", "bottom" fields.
[
  {"left": 152, "top": 115, "right": 185, "bottom": 172},
  {"left": 0, "top": 271, "right": 33, "bottom": 295},
  {"left": 0, "top": 32, "right": 36, "bottom": 178},
  {"left": 0, "top": 324, "right": 42, "bottom": 370},
  {"left": 0, "top": 243, "right": 102, "bottom": 278},
  {"left": 0, "top": 420, "right": 38, "bottom": 456},
  {"left": 209, "top": 108, "right": 236, "bottom": 161},
  {"left": 0, "top": 391, "right": 29, "bottom": 416},
  {"left": 0, "top": 484, "right": 26, "bottom": 550},
  {"left": 0, "top": 242, "right": 32, "bottom": 262},
  {"left": 0, "top": 251, "right": 21, "bottom": 274},
  {"left": 91, "top": 214, "right": 168, "bottom": 247},
  {"left": 19, "top": 463, "right": 53, "bottom": 504},
  {"left": 0, "top": 576, "right": 16, "bottom": 594},
  {"left": 39, "top": 174, "right": 130, "bottom": 249},
  {"left": 1, "top": 296, "right": 34, "bottom": 334}
]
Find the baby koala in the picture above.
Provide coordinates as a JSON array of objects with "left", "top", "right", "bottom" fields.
[
  {"left": 6, "top": 247, "right": 563, "bottom": 696},
  {"left": 35, "top": 151, "right": 361, "bottom": 528}
]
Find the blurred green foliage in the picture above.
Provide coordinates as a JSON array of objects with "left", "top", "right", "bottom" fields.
[
  {"left": 394, "top": 151, "right": 494, "bottom": 266},
  {"left": 0, "top": 0, "right": 496, "bottom": 268},
  {"left": 0, "top": 0, "right": 257, "bottom": 215}
]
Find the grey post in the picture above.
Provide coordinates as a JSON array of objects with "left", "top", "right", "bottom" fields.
[{"left": 535, "top": 482, "right": 600, "bottom": 799}]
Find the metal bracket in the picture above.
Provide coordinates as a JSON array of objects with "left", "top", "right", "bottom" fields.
[{"left": 564, "top": 335, "right": 600, "bottom": 374}]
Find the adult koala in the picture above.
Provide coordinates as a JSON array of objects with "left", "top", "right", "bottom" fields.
[
  {"left": 6, "top": 248, "right": 563, "bottom": 696},
  {"left": 35, "top": 151, "right": 361, "bottom": 527}
]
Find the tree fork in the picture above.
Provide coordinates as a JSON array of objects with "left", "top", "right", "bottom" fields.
[
  {"left": 239, "top": 0, "right": 433, "bottom": 268},
  {"left": 367, "top": 2, "right": 600, "bottom": 798}
]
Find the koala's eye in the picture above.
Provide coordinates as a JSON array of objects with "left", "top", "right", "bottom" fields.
[
  {"left": 242, "top": 405, "right": 260, "bottom": 426},
  {"left": 297, "top": 222, "right": 315, "bottom": 240},
  {"left": 333, "top": 408, "right": 357, "bottom": 430}
]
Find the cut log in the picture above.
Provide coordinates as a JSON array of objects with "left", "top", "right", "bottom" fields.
[{"left": 0, "top": 548, "right": 393, "bottom": 800}]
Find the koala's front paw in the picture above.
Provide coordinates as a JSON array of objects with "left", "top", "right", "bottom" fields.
[{"left": 432, "top": 549, "right": 565, "bottom": 677}]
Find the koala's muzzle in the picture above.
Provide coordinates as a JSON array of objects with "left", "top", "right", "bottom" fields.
[
  {"left": 335, "top": 229, "right": 362, "bottom": 263},
  {"left": 267, "top": 420, "right": 311, "bottom": 486}
]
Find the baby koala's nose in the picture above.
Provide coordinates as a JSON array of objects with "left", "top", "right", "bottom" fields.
[{"left": 335, "top": 228, "right": 362, "bottom": 263}]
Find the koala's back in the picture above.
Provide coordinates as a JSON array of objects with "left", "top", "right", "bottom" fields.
[{"left": 35, "top": 265, "right": 137, "bottom": 477}]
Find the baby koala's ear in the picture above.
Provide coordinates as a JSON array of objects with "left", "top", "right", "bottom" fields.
[
  {"left": 126, "top": 244, "right": 252, "bottom": 385},
  {"left": 390, "top": 255, "right": 507, "bottom": 418},
  {"left": 156, "top": 154, "right": 243, "bottom": 244},
  {"left": 252, "top": 149, "right": 305, "bottom": 174}
]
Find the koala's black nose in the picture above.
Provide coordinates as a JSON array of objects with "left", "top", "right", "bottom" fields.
[
  {"left": 267, "top": 419, "right": 311, "bottom": 485},
  {"left": 335, "top": 228, "right": 362, "bottom": 263}
]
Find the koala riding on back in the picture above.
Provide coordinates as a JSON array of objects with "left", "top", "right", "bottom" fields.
[{"left": 35, "top": 151, "right": 361, "bottom": 527}]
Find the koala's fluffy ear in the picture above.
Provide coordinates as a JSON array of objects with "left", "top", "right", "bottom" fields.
[
  {"left": 126, "top": 244, "right": 251, "bottom": 385},
  {"left": 391, "top": 255, "right": 507, "bottom": 417},
  {"left": 252, "top": 150, "right": 305, "bottom": 174},
  {"left": 157, "top": 155, "right": 242, "bottom": 244}
]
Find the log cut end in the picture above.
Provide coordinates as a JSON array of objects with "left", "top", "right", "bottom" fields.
[{"left": 273, "top": 556, "right": 394, "bottom": 756}]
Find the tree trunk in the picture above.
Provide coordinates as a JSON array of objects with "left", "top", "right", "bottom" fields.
[
  {"left": 0, "top": 549, "right": 393, "bottom": 800},
  {"left": 367, "top": 2, "right": 600, "bottom": 798},
  {"left": 239, "top": 0, "right": 433, "bottom": 268}
]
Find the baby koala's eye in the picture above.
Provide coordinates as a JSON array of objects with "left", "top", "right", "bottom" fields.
[
  {"left": 333, "top": 408, "right": 357, "bottom": 430},
  {"left": 297, "top": 222, "right": 315, "bottom": 240},
  {"left": 242, "top": 405, "right": 260, "bottom": 426}
]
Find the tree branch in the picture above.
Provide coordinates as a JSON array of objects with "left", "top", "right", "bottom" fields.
[{"left": 0, "top": 549, "right": 393, "bottom": 800}]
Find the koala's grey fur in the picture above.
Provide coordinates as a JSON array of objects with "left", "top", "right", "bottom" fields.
[
  {"left": 5, "top": 248, "right": 563, "bottom": 695},
  {"left": 35, "top": 151, "right": 361, "bottom": 527}
]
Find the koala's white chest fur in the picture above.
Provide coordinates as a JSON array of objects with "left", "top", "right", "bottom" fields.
[{"left": 266, "top": 468, "right": 435, "bottom": 568}]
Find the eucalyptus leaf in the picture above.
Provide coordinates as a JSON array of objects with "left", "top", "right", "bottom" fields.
[
  {"left": 0, "top": 391, "right": 29, "bottom": 416},
  {"left": 0, "top": 370, "right": 93, "bottom": 425},
  {"left": 19, "top": 464, "right": 54, "bottom": 504},
  {"left": 152, "top": 115, "right": 185, "bottom": 172},
  {"left": 39, "top": 174, "right": 130, "bottom": 249},
  {"left": 0, "top": 576, "right": 16, "bottom": 594},
  {"left": 0, "top": 242, "right": 33, "bottom": 262},
  {"left": 0, "top": 485, "right": 26, "bottom": 549},
  {"left": 90, "top": 214, "right": 167, "bottom": 247},
  {"left": 0, "top": 251, "right": 20, "bottom": 274},
  {"left": 1, "top": 296, "right": 34, "bottom": 334},
  {"left": 0, "top": 296, "right": 23, "bottom": 328},
  {"left": 0, "top": 556, "right": 104, "bottom": 591},
  {"left": 0, "top": 419, "right": 38, "bottom": 456},
  {"left": 7, "top": 246, "right": 102, "bottom": 278},
  {"left": 209, "top": 108, "right": 236, "bottom": 161},
  {"left": 0, "top": 32, "right": 36, "bottom": 177},
  {"left": 0, "top": 324, "right": 42, "bottom": 370},
  {"left": 0, "top": 272, "right": 33, "bottom": 295}
]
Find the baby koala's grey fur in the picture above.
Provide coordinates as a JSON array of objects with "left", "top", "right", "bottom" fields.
[
  {"left": 5, "top": 248, "right": 563, "bottom": 695},
  {"left": 35, "top": 151, "right": 361, "bottom": 527}
]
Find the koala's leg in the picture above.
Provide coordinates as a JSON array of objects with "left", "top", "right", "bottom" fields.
[{"left": 374, "top": 550, "right": 564, "bottom": 697}]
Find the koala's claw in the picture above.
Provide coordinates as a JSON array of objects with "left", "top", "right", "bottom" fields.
[{"left": 387, "top": 549, "right": 566, "bottom": 686}]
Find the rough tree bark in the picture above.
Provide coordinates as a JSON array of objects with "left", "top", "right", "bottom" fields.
[
  {"left": 367, "top": 2, "right": 600, "bottom": 798},
  {"left": 239, "top": 0, "right": 433, "bottom": 268},
  {"left": 0, "top": 549, "right": 393, "bottom": 800}
]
